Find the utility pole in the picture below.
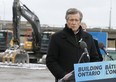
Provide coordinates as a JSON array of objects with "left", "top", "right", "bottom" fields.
[{"left": 109, "top": 0, "right": 112, "bottom": 30}]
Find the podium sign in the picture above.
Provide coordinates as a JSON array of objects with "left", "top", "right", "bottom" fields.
[{"left": 74, "top": 61, "right": 116, "bottom": 82}]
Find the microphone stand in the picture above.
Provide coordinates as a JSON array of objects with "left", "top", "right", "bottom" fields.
[
  {"left": 106, "top": 53, "right": 114, "bottom": 60},
  {"left": 78, "top": 52, "right": 87, "bottom": 63}
]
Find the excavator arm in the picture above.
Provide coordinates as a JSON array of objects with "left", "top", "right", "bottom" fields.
[
  {"left": 12, "top": 0, "right": 21, "bottom": 45},
  {"left": 12, "top": 0, "right": 41, "bottom": 50}
]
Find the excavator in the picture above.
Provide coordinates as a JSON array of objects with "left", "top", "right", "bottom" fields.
[{"left": 1, "top": 0, "right": 54, "bottom": 63}]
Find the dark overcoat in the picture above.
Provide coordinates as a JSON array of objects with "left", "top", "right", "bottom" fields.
[
  {"left": 94, "top": 39, "right": 103, "bottom": 61},
  {"left": 46, "top": 24, "right": 100, "bottom": 81}
]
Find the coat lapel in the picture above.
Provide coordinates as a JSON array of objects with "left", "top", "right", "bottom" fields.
[
  {"left": 81, "top": 32, "right": 88, "bottom": 42},
  {"left": 61, "top": 31, "right": 79, "bottom": 48}
]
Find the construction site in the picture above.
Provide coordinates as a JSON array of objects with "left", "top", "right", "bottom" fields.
[{"left": 0, "top": 0, "right": 116, "bottom": 82}]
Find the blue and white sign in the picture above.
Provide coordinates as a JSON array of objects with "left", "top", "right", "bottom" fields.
[
  {"left": 74, "top": 61, "right": 116, "bottom": 82},
  {"left": 89, "top": 32, "right": 108, "bottom": 55}
]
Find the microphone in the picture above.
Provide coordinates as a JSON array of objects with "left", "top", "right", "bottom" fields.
[
  {"left": 79, "top": 41, "right": 90, "bottom": 63},
  {"left": 98, "top": 42, "right": 109, "bottom": 55},
  {"left": 98, "top": 42, "right": 113, "bottom": 60}
]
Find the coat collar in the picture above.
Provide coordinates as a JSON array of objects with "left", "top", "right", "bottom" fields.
[{"left": 61, "top": 24, "right": 88, "bottom": 47}]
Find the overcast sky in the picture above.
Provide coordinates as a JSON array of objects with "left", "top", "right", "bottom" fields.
[{"left": 0, "top": 0, "right": 116, "bottom": 28}]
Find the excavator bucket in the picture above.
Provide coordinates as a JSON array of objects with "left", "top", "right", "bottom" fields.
[
  {"left": 2, "top": 45, "right": 29, "bottom": 64},
  {"left": 14, "top": 52, "right": 29, "bottom": 63}
]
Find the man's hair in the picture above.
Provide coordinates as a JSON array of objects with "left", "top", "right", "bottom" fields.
[{"left": 65, "top": 8, "right": 83, "bottom": 21}]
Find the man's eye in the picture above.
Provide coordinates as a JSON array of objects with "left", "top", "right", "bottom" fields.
[
  {"left": 69, "top": 19, "right": 79, "bottom": 21},
  {"left": 69, "top": 19, "right": 74, "bottom": 21}
]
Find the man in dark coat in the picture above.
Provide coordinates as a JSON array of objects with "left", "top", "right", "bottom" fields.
[{"left": 46, "top": 8, "right": 100, "bottom": 82}]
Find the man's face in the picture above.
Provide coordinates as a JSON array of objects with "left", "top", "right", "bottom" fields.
[{"left": 66, "top": 13, "right": 81, "bottom": 32}]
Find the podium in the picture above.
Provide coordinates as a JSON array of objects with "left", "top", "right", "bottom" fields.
[{"left": 74, "top": 60, "right": 116, "bottom": 82}]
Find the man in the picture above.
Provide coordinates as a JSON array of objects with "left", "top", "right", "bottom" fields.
[
  {"left": 81, "top": 22, "right": 103, "bottom": 61},
  {"left": 46, "top": 8, "right": 100, "bottom": 82}
]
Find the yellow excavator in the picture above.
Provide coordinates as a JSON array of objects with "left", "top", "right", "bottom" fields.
[{"left": 1, "top": 0, "right": 54, "bottom": 64}]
